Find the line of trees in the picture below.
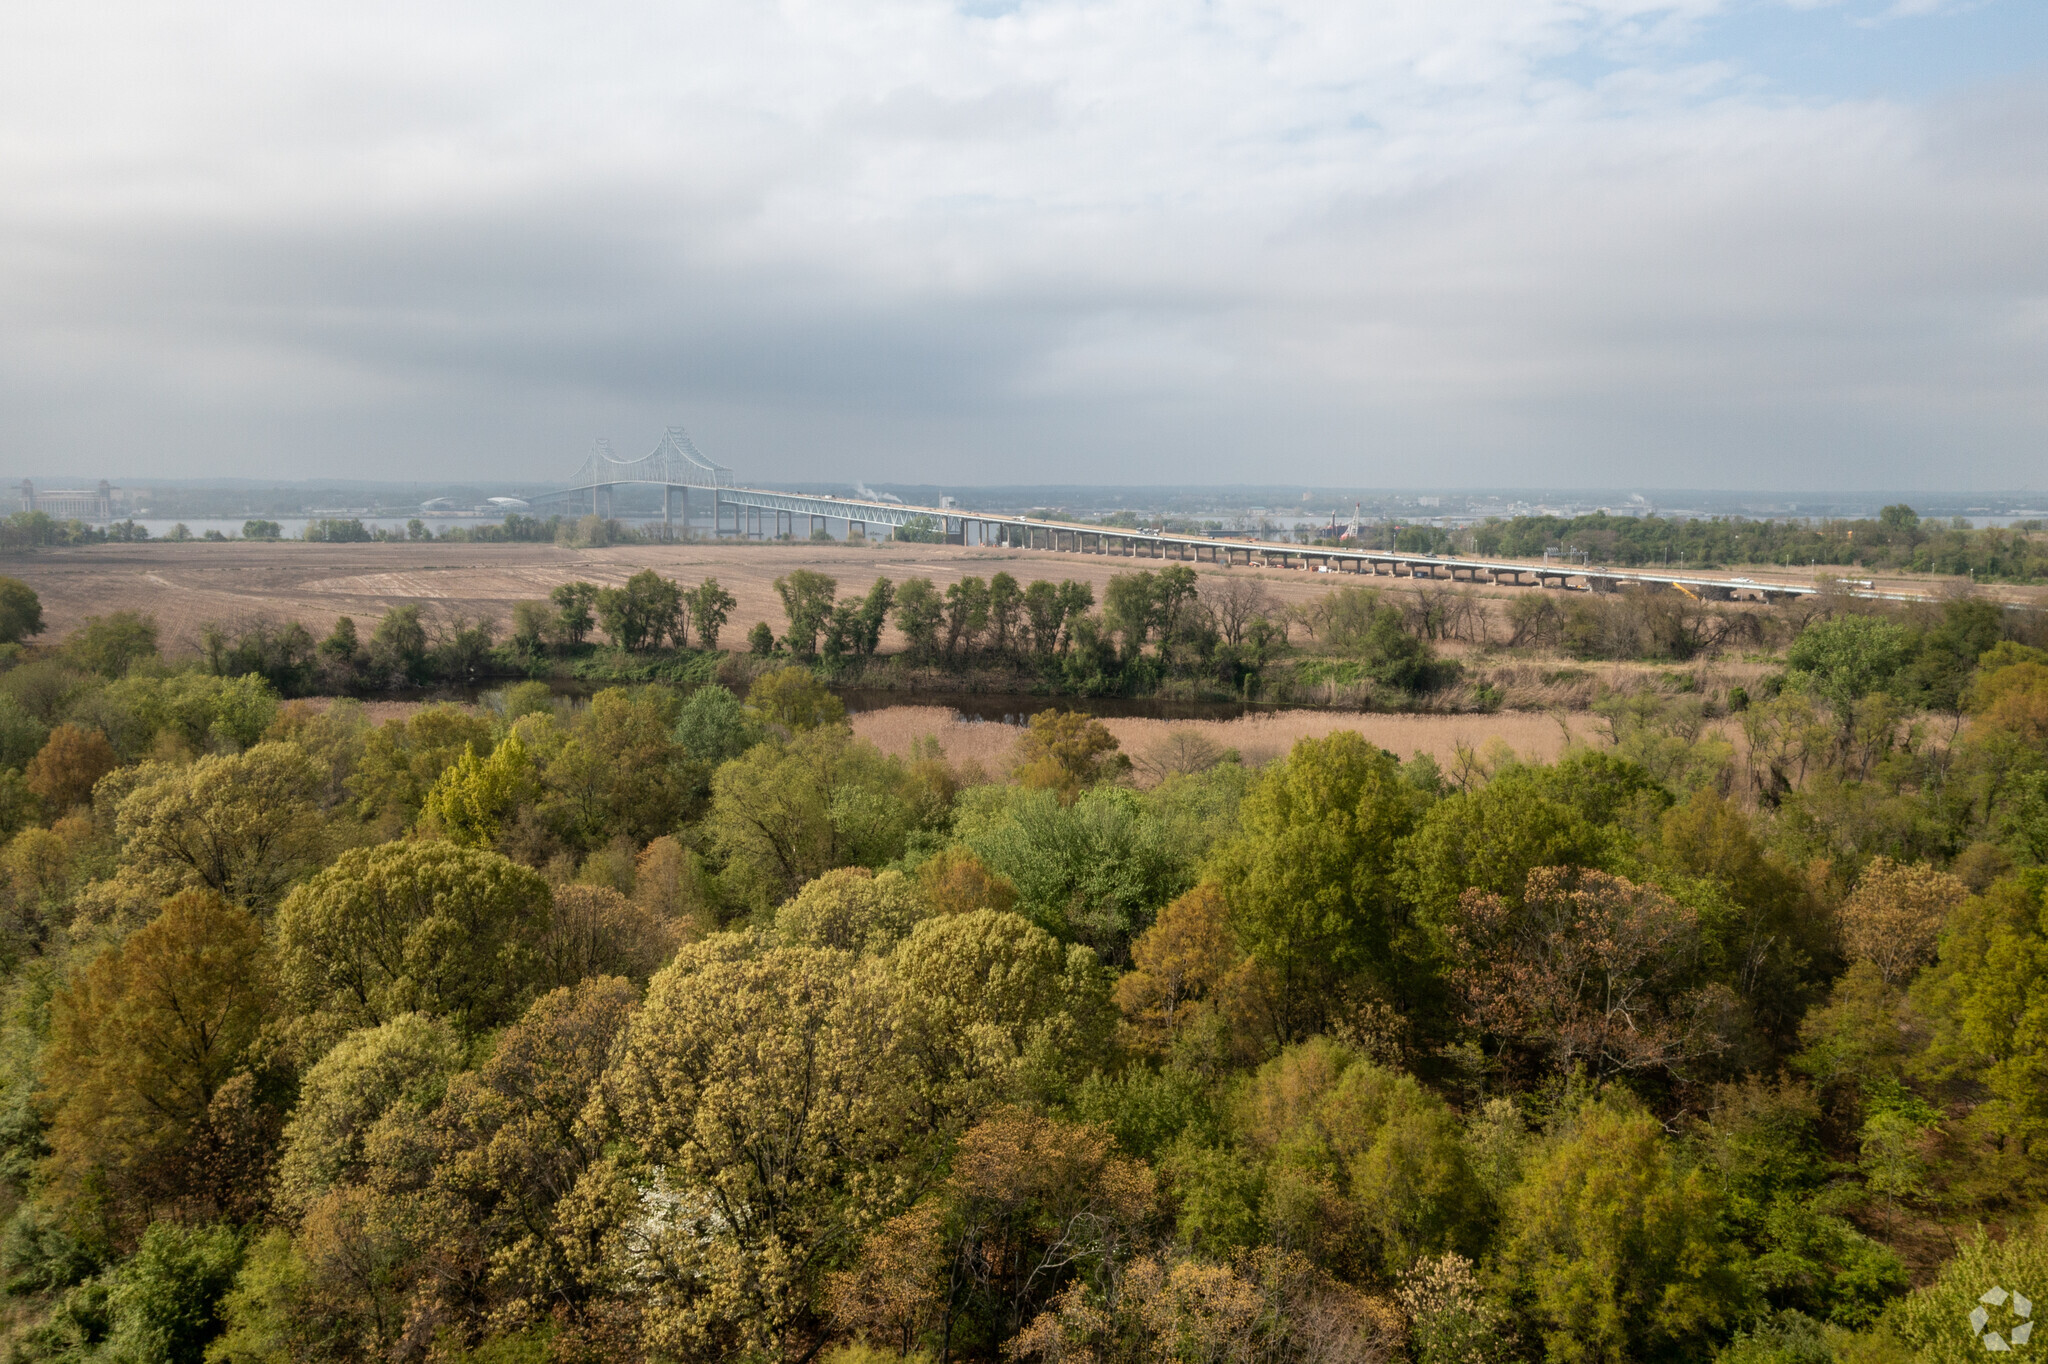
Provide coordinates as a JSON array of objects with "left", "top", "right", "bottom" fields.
[{"left": 1459, "top": 504, "right": 2048, "bottom": 580}]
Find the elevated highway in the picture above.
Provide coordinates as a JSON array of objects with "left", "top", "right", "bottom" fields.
[
  {"left": 706, "top": 487, "right": 1827, "bottom": 602},
  {"left": 535, "top": 429, "right": 1965, "bottom": 606}
]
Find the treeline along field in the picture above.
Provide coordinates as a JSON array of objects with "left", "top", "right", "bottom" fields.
[{"left": 6, "top": 500, "right": 2047, "bottom": 583}]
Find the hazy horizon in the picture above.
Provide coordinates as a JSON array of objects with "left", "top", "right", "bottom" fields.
[{"left": 5, "top": 1, "right": 2045, "bottom": 490}]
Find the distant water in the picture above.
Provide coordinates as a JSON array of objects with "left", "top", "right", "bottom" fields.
[{"left": 94, "top": 515, "right": 671, "bottom": 540}]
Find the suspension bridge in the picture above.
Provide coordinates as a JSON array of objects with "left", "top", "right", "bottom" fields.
[{"left": 532, "top": 428, "right": 1905, "bottom": 604}]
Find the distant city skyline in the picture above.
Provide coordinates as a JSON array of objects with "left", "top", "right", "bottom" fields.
[{"left": 3, "top": 1, "right": 2044, "bottom": 489}]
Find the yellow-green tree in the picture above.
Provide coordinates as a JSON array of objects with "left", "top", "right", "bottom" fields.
[
  {"left": 1839, "top": 855, "right": 1966, "bottom": 986},
  {"left": 274, "top": 840, "right": 553, "bottom": 1040},
  {"left": 1496, "top": 1096, "right": 1748, "bottom": 1363},
  {"left": 346, "top": 705, "right": 495, "bottom": 827},
  {"left": 775, "top": 866, "right": 925, "bottom": 956},
  {"left": 418, "top": 977, "right": 641, "bottom": 1336},
  {"left": 1236, "top": 1039, "right": 1489, "bottom": 1280},
  {"left": 888, "top": 908, "right": 1113, "bottom": 1125},
  {"left": 745, "top": 666, "right": 846, "bottom": 732},
  {"left": 602, "top": 936, "right": 907, "bottom": 1360},
  {"left": 114, "top": 742, "right": 326, "bottom": 907},
  {"left": 271, "top": 1012, "right": 465, "bottom": 1215},
  {"left": 418, "top": 734, "right": 536, "bottom": 847}
]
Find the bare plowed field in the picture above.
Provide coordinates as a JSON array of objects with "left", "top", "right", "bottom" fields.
[{"left": 0, "top": 541, "right": 1453, "bottom": 654}]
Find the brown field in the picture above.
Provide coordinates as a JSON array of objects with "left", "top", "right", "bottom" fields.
[
  {"left": 10, "top": 538, "right": 2025, "bottom": 660},
  {"left": 3, "top": 540, "right": 1365, "bottom": 654}
]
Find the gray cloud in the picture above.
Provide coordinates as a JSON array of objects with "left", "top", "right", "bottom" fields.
[{"left": 0, "top": 0, "right": 2043, "bottom": 488}]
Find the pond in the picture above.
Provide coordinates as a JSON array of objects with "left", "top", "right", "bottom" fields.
[{"left": 829, "top": 687, "right": 1280, "bottom": 724}]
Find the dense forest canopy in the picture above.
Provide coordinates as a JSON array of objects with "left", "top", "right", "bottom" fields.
[{"left": 0, "top": 565, "right": 2039, "bottom": 1363}]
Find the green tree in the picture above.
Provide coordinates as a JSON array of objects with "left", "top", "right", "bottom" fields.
[
  {"left": 347, "top": 705, "right": 495, "bottom": 826},
  {"left": 1102, "top": 571, "right": 1156, "bottom": 660},
  {"left": 103, "top": 1221, "right": 246, "bottom": 1364},
  {"left": 1901, "top": 597, "right": 2004, "bottom": 712},
  {"left": 66, "top": 610, "right": 161, "bottom": 677},
  {"left": 1786, "top": 616, "right": 1915, "bottom": 712},
  {"left": 1022, "top": 580, "right": 1065, "bottom": 658},
  {"left": 1688, "top": 1078, "right": 1906, "bottom": 1327},
  {"left": 1497, "top": 1096, "right": 1749, "bottom": 1363},
  {"left": 955, "top": 784, "right": 1184, "bottom": 963},
  {"left": 594, "top": 568, "right": 684, "bottom": 651},
  {"left": 706, "top": 726, "right": 921, "bottom": 906},
  {"left": 942, "top": 576, "right": 991, "bottom": 656},
  {"left": 1888, "top": 1225, "right": 2048, "bottom": 1363},
  {"left": 367, "top": 605, "right": 429, "bottom": 685},
  {"left": 0, "top": 577, "right": 44, "bottom": 644},
  {"left": 537, "top": 687, "right": 690, "bottom": 847},
  {"left": 892, "top": 578, "right": 945, "bottom": 661},
  {"left": 685, "top": 577, "right": 737, "bottom": 650},
  {"left": 549, "top": 581, "right": 599, "bottom": 648},
  {"left": 508, "top": 598, "right": 551, "bottom": 656},
  {"left": 1210, "top": 732, "right": 1426, "bottom": 1041},
  {"left": 1396, "top": 767, "right": 1612, "bottom": 930},
  {"left": 114, "top": 742, "right": 327, "bottom": 907},
  {"left": 316, "top": 616, "right": 362, "bottom": 680},
  {"left": 672, "top": 683, "right": 761, "bottom": 765},
  {"left": 1237, "top": 1039, "right": 1489, "bottom": 1280},
  {"left": 774, "top": 569, "right": 839, "bottom": 659},
  {"left": 1910, "top": 871, "right": 2048, "bottom": 1202},
  {"left": 274, "top": 840, "right": 554, "bottom": 1040},
  {"left": 0, "top": 692, "right": 47, "bottom": 770},
  {"left": 854, "top": 576, "right": 895, "bottom": 655}
]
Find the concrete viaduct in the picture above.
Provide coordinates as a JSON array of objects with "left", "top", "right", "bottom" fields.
[{"left": 534, "top": 428, "right": 1944, "bottom": 606}]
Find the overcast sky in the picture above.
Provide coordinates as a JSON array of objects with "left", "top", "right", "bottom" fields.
[{"left": 3, "top": 0, "right": 2044, "bottom": 490}]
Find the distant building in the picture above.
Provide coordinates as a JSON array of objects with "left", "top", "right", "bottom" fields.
[
  {"left": 17, "top": 480, "right": 114, "bottom": 520},
  {"left": 486, "top": 496, "right": 531, "bottom": 511}
]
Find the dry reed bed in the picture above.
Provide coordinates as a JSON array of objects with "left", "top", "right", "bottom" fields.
[{"left": 849, "top": 704, "right": 1607, "bottom": 780}]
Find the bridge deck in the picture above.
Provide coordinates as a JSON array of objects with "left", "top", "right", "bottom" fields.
[{"left": 537, "top": 476, "right": 1962, "bottom": 606}]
